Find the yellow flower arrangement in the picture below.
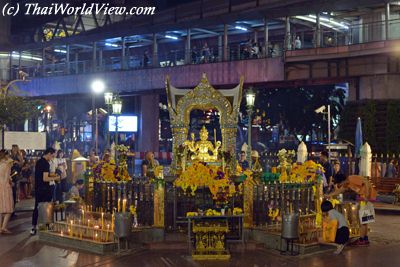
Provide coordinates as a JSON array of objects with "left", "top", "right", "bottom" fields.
[
  {"left": 100, "top": 162, "right": 116, "bottom": 182},
  {"left": 186, "top": 212, "right": 198, "bottom": 217},
  {"left": 129, "top": 205, "right": 137, "bottom": 216},
  {"left": 205, "top": 209, "right": 221, "bottom": 216},
  {"left": 235, "top": 164, "right": 243, "bottom": 176},
  {"left": 233, "top": 207, "right": 243, "bottom": 215},
  {"left": 174, "top": 162, "right": 236, "bottom": 200},
  {"left": 288, "top": 160, "right": 324, "bottom": 183},
  {"left": 154, "top": 166, "right": 164, "bottom": 179}
]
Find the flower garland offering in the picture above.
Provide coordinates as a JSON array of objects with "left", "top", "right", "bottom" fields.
[
  {"left": 174, "top": 162, "right": 237, "bottom": 200},
  {"left": 92, "top": 144, "right": 131, "bottom": 182},
  {"left": 186, "top": 212, "right": 198, "bottom": 217},
  {"left": 290, "top": 160, "right": 324, "bottom": 183},
  {"left": 205, "top": 209, "right": 221, "bottom": 216},
  {"left": 233, "top": 207, "right": 243, "bottom": 215}
]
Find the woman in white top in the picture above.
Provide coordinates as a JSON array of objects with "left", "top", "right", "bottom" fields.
[{"left": 0, "top": 149, "right": 14, "bottom": 234}]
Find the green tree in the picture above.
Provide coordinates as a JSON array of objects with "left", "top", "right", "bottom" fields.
[
  {"left": 251, "top": 85, "right": 346, "bottom": 142},
  {"left": 386, "top": 101, "right": 400, "bottom": 153},
  {"left": 0, "top": 94, "right": 43, "bottom": 130},
  {"left": 362, "top": 100, "right": 376, "bottom": 149}
]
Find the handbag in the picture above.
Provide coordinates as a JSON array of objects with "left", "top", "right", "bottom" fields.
[{"left": 358, "top": 201, "right": 375, "bottom": 224}]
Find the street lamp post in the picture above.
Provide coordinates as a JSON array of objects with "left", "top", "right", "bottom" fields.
[
  {"left": 246, "top": 88, "right": 256, "bottom": 169},
  {"left": 91, "top": 80, "right": 105, "bottom": 154},
  {"left": 112, "top": 94, "right": 122, "bottom": 160},
  {"left": 104, "top": 92, "right": 113, "bottom": 149},
  {"left": 315, "top": 105, "right": 331, "bottom": 161},
  {"left": 44, "top": 105, "right": 52, "bottom": 146}
]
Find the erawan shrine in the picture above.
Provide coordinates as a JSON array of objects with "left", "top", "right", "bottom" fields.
[
  {"left": 3, "top": 2, "right": 400, "bottom": 265},
  {"left": 35, "top": 75, "right": 363, "bottom": 259}
]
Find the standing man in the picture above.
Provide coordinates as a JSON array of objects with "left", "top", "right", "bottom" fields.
[
  {"left": 30, "top": 148, "right": 59, "bottom": 236},
  {"left": 320, "top": 151, "right": 333, "bottom": 193}
]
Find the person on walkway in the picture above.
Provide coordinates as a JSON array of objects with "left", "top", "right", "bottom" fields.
[
  {"left": 320, "top": 151, "right": 333, "bottom": 193},
  {"left": 54, "top": 150, "right": 68, "bottom": 203},
  {"left": 67, "top": 179, "right": 84, "bottom": 199},
  {"left": 319, "top": 200, "right": 349, "bottom": 254},
  {"left": 294, "top": 36, "right": 302, "bottom": 50},
  {"left": 10, "top": 145, "right": 23, "bottom": 212},
  {"left": 20, "top": 161, "right": 32, "bottom": 199},
  {"left": 0, "top": 150, "right": 14, "bottom": 234},
  {"left": 326, "top": 175, "right": 377, "bottom": 246},
  {"left": 141, "top": 151, "right": 159, "bottom": 177},
  {"left": 238, "top": 151, "right": 249, "bottom": 170},
  {"left": 30, "top": 148, "right": 59, "bottom": 236},
  {"left": 332, "top": 160, "right": 346, "bottom": 185}
]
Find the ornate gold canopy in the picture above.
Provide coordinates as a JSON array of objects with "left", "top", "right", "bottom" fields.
[{"left": 166, "top": 73, "right": 243, "bottom": 166}]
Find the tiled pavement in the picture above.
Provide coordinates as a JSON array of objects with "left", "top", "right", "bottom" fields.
[{"left": 1, "top": 200, "right": 399, "bottom": 267}]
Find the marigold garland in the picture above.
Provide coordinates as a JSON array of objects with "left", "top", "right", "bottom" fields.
[{"left": 174, "top": 162, "right": 237, "bottom": 200}]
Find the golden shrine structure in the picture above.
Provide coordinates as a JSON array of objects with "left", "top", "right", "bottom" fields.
[
  {"left": 166, "top": 73, "right": 243, "bottom": 170},
  {"left": 36, "top": 73, "right": 361, "bottom": 259}
]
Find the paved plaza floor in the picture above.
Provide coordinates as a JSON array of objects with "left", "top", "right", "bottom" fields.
[{"left": 1, "top": 201, "right": 400, "bottom": 267}]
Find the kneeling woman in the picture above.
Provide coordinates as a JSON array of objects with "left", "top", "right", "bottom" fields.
[{"left": 320, "top": 200, "right": 349, "bottom": 254}]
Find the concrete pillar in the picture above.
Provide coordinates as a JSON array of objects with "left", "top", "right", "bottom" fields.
[
  {"left": 297, "top": 141, "right": 308, "bottom": 163},
  {"left": 66, "top": 45, "right": 70, "bottom": 74},
  {"left": 385, "top": 3, "right": 390, "bottom": 40},
  {"left": 0, "top": 13, "right": 10, "bottom": 48},
  {"left": 18, "top": 51, "right": 21, "bottom": 71},
  {"left": 74, "top": 53, "right": 78, "bottom": 74},
  {"left": 8, "top": 51, "right": 12, "bottom": 80},
  {"left": 316, "top": 13, "right": 321, "bottom": 48},
  {"left": 185, "top": 28, "right": 191, "bottom": 64},
  {"left": 139, "top": 94, "right": 160, "bottom": 152},
  {"left": 264, "top": 17, "right": 269, "bottom": 57},
  {"left": 92, "top": 42, "right": 97, "bottom": 71},
  {"left": 254, "top": 30, "right": 258, "bottom": 43},
  {"left": 152, "top": 33, "right": 158, "bottom": 67},
  {"left": 98, "top": 49, "right": 103, "bottom": 71},
  {"left": 223, "top": 24, "right": 228, "bottom": 61},
  {"left": 218, "top": 35, "right": 223, "bottom": 62},
  {"left": 285, "top": 17, "right": 291, "bottom": 50},
  {"left": 121, "top": 36, "right": 126, "bottom": 69},
  {"left": 42, "top": 48, "right": 46, "bottom": 76},
  {"left": 360, "top": 142, "right": 372, "bottom": 177}
]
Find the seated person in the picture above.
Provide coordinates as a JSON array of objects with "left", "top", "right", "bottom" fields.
[
  {"left": 141, "top": 152, "right": 159, "bottom": 177},
  {"left": 319, "top": 200, "right": 349, "bottom": 254},
  {"left": 67, "top": 179, "right": 84, "bottom": 199}
]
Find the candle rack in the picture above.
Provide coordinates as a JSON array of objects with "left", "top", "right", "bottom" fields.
[{"left": 49, "top": 209, "right": 116, "bottom": 244}]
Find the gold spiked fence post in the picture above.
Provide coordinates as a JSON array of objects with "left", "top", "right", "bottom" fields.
[{"left": 153, "top": 183, "right": 165, "bottom": 228}]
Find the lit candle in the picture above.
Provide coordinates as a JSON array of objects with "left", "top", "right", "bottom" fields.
[
  {"left": 88, "top": 219, "right": 90, "bottom": 227},
  {"left": 82, "top": 209, "right": 85, "bottom": 222},
  {"left": 94, "top": 225, "right": 99, "bottom": 241},
  {"left": 118, "top": 198, "right": 121, "bottom": 213},
  {"left": 111, "top": 213, "right": 115, "bottom": 231},
  {"left": 122, "top": 199, "right": 127, "bottom": 213},
  {"left": 101, "top": 212, "right": 104, "bottom": 229},
  {"left": 106, "top": 224, "right": 110, "bottom": 242},
  {"left": 61, "top": 230, "right": 64, "bottom": 236},
  {"left": 70, "top": 220, "right": 73, "bottom": 237}
]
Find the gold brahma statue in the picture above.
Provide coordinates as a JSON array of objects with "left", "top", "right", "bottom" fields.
[{"left": 184, "top": 125, "right": 221, "bottom": 162}]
